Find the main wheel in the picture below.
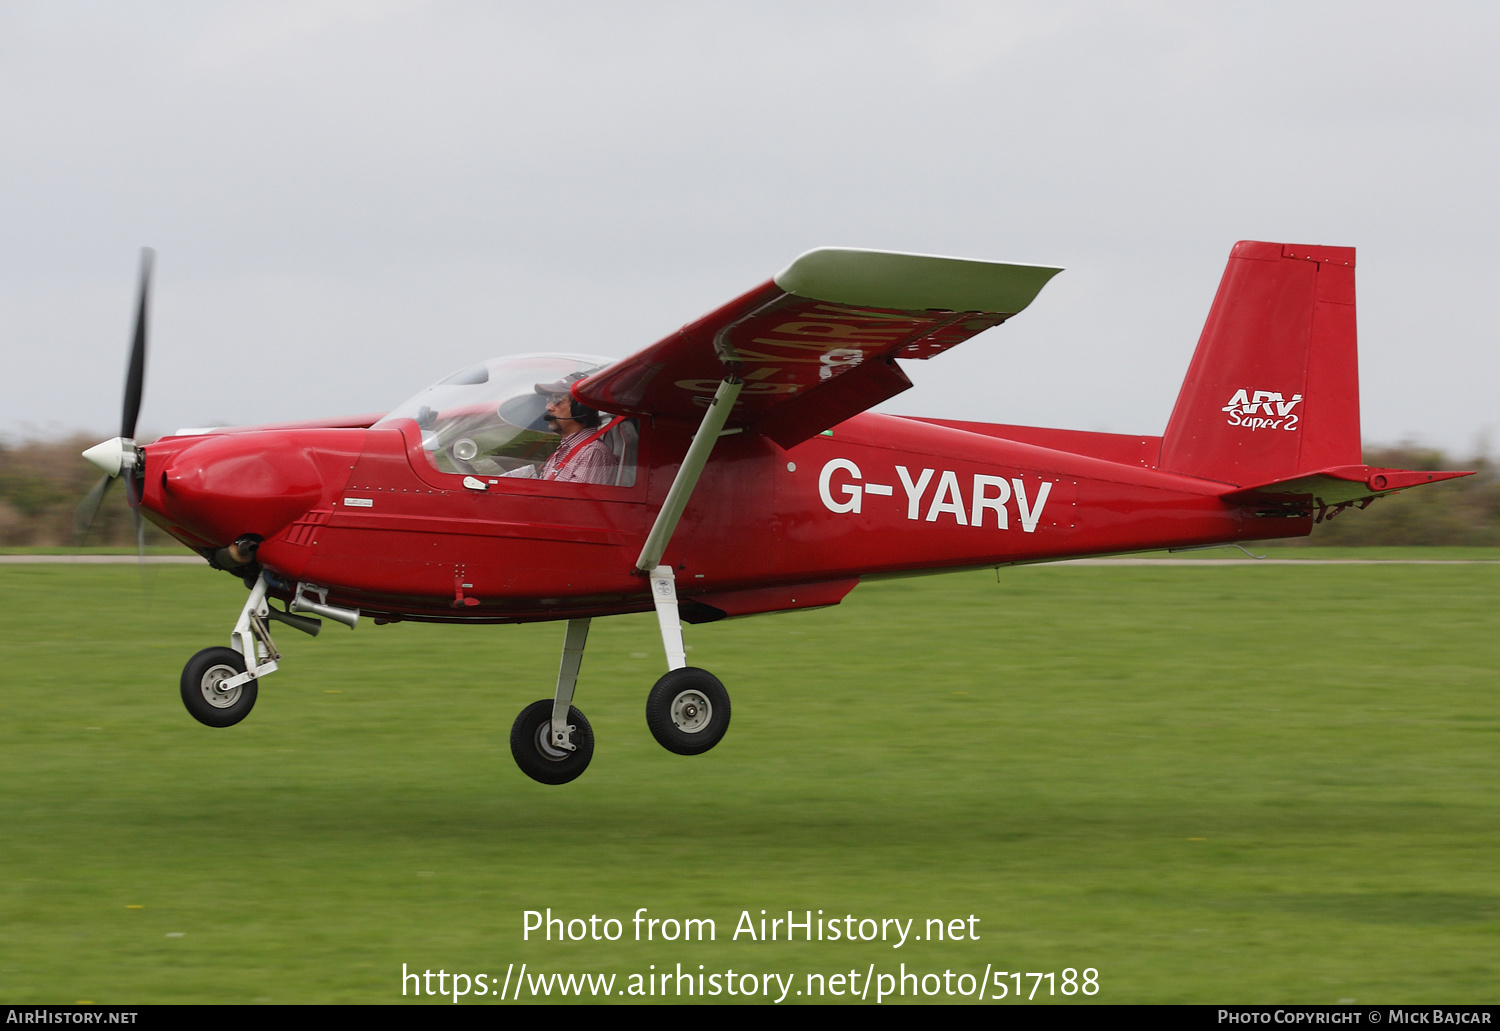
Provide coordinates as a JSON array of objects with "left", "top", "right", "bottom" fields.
[
  {"left": 645, "top": 667, "right": 730, "bottom": 755},
  {"left": 180, "top": 647, "right": 257, "bottom": 728},
  {"left": 510, "top": 699, "right": 594, "bottom": 785}
]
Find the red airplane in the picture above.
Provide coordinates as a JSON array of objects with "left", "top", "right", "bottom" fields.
[{"left": 80, "top": 241, "right": 1468, "bottom": 784}]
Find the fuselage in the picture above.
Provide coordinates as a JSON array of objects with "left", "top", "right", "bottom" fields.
[{"left": 136, "top": 410, "right": 1308, "bottom": 624}]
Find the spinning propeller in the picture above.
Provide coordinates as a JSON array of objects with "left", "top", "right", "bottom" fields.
[{"left": 76, "top": 248, "right": 153, "bottom": 550}]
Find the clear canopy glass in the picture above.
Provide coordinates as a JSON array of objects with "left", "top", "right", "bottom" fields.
[{"left": 376, "top": 353, "right": 612, "bottom": 476}]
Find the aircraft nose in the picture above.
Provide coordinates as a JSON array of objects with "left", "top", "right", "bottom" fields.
[{"left": 148, "top": 433, "right": 326, "bottom": 546}]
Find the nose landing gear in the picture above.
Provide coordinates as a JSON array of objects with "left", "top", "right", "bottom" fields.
[
  {"left": 178, "top": 573, "right": 357, "bottom": 728},
  {"left": 180, "top": 647, "right": 257, "bottom": 727}
]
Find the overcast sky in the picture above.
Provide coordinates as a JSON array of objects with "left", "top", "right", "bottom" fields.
[{"left": 2, "top": 2, "right": 1496, "bottom": 456}]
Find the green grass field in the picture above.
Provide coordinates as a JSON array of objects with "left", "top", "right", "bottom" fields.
[{"left": 1, "top": 559, "right": 1496, "bottom": 1004}]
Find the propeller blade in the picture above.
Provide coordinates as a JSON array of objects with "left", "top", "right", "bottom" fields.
[
  {"left": 73, "top": 474, "right": 114, "bottom": 543},
  {"left": 77, "top": 248, "right": 154, "bottom": 548},
  {"left": 121, "top": 248, "right": 152, "bottom": 440}
]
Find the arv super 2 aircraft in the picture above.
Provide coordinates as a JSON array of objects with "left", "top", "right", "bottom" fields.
[{"left": 79, "top": 241, "right": 1467, "bottom": 784}]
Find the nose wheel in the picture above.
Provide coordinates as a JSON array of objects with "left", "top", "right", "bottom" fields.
[
  {"left": 645, "top": 667, "right": 731, "bottom": 755},
  {"left": 180, "top": 647, "right": 258, "bottom": 727}
]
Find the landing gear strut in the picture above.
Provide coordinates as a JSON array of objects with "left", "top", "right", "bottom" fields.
[{"left": 510, "top": 617, "right": 596, "bottom": 784}]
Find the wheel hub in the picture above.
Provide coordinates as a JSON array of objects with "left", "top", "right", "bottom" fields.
[
  {"left": 534, "top": 721, "right": 570, "bottom": 761},
  {"left": 200, "top": 664, "right": 242, "bottom": 708},
  {"left": 670, "top": 690, "right": 711, "bottom": 733}
]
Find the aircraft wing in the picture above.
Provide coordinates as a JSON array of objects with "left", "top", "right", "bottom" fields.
[{"left": 573, "top": 248, "right": 1062, "bottom": 449}]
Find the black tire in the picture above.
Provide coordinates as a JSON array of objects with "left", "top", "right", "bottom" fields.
[
  {"left": 510, "top": 699, "right": 594, "bottom": 785},
  {"left": 180, "top": 647, "right": 257, "bottom": 728},
  {"left": 645, "top": 667, "right": 730, "bottom": 755}
]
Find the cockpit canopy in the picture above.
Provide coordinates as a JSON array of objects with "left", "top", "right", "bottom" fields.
[{"left": 376, "top": 353, "right": 620, "bottom": 478}]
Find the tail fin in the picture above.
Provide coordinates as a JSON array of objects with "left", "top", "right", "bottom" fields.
[{"left": 1159, "top": 241, "right": 1359, "bottom": 485}]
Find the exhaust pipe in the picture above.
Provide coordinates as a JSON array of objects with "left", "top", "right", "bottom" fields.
[
  {"left": 290, "top": 593, "right": 360, "bottom": 629},
  {"left": 266, "top": 607, "right": 322, "bottom": 637}
]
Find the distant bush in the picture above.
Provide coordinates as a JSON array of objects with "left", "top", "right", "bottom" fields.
[{"left": 0, "top": 436, "right": 172, "bottom": 547}]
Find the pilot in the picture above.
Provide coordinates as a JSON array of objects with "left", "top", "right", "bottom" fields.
[{"left": 532, "top": 379, "right": 617, "bottom": 484}]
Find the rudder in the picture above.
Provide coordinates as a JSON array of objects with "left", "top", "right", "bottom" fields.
[{"left": 1159, "top": 241, "right": 1360, "bottom": 485}]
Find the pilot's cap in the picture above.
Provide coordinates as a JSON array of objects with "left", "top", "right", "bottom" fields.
[{"left": 534, "top": 372, "right": 588, "bottom": 397}]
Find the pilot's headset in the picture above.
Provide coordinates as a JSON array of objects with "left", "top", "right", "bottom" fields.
[{"left": 534, "top": 374, "right": 602, "bottom": 430}]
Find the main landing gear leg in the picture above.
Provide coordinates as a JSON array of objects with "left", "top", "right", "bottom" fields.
[
  {"left": 629, "top": 375, "right": 742, "bottom": 760},
  {"left": 644, "top": 566, "right": 731, "bottom": 756},
  {"left": 650, "top": 566, "right": 686, "bottom": 672},
  {"left": 510, "top": 617, "right": 595, "bottom": 785}
]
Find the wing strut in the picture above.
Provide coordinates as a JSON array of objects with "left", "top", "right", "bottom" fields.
[
  {"left": 635, "top": 375, "right": 743, "bottom": 673},
  {"left": 635, "top": 375, "right": 743, "bottom": 573}
]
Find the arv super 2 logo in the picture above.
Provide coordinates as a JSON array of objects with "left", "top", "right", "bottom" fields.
[{"left": 1222, "top": 388, "right": 1302, "bottom": 431}]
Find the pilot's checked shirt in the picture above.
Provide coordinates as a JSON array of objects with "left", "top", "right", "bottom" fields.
[{"left": 540, "top": 428, "right": 616, "bottom": 484}]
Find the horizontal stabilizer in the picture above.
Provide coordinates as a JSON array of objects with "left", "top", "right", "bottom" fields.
[{"left": 1222, "top": 465, "right": 1471, "bottom": 511}]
